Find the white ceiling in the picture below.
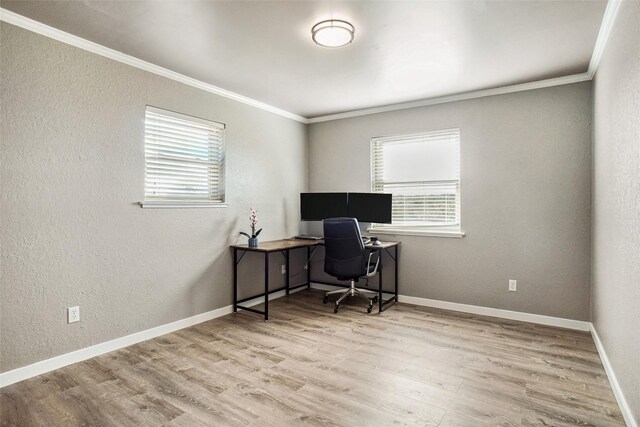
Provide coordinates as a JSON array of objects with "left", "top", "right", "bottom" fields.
[{"left": 1, "top": 1, "right": 607, "bottom": 119}]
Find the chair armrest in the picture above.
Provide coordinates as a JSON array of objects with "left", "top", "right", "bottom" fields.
[{"left": 364, "top": 249, "right": 380, "bottom": 277}]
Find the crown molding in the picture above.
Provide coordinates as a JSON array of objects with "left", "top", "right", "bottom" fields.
[
  {"left": 304, "top": 0, "right": 621, "bottom": 124},
  {"left": 307, "top": 73, "right": 591, "bottom": 123},
  {"left": 0, "top": 8, "right": 308, "bottom": 124},
  {"left": 588, "top": 0, "right": 623, "bottom": 78},
  {"left": 0, "top": 0, "right": 621, "bottom": 126}
]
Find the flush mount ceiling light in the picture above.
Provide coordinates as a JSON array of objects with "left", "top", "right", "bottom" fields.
[{"left": 311, "top": 19, "right": 355, "bottom": 48}]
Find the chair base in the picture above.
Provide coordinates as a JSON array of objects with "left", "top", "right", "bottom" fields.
[{"left": 323, "top": 280, "right": 378, "bottom": 313}]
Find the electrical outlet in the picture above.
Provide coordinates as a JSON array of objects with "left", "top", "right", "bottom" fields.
[
  {"left": 508, "top": 280, "right": 517, "bottom": 292},
  {"left": 68, "top": 306, "right": 80, "bottom": 323},
  {"left": 281, "top": 265, "right": 286, "bottom": 275}
]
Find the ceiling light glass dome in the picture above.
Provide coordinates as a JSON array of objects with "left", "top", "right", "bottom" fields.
[{"left": 311, "top": 20, "right": 355, "bottom": 48}]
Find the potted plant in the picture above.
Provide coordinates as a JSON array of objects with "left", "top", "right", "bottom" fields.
[{"left": 239, "top": 208, "right": 262, "bottom": 247}]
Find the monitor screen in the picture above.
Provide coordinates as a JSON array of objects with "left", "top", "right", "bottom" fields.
[
  {"left": 347, "top": 193, "right": 393, "bottom": 224},
  {"left": 300, "top": 193, "right": 349, "bottom": 221}
]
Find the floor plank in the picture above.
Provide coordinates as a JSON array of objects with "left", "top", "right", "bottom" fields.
[{"left": 0, "top": 290, "right": 624, "bottom": 426}]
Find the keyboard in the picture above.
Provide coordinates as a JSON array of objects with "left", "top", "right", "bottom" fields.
[
  {"left": 294, "top": 235, "right": 323, "bottom": 240},
  {"left": 294, "top": 235, "right": 372, "bottom": 244}
]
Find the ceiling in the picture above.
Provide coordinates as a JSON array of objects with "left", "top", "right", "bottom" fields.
[{"left": 1, "top": 1, "right": 607, "bottom": 119}]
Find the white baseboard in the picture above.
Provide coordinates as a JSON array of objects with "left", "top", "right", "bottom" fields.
[
  {"left": 590, "top": 325, "right": 638, "bottom": 427},
  {"left": 0, "top": 305, "right": 231, "bottom": 388},
  {"left": 398, "top": 294, "right": 592, "bottom": 331},
  {"left": 310, "top": 283, "right": 354, "bottom": 291},
  {"left": 314, "top": 283, "right": 637, "bottom": 423},
  {"left": 0, "top": 286, "right": 304, "bottom": 388},
  {"left": 3, "top": 282, "right": 632, "bottom": 427},
  {"left": 311, "top": 282, "right": 399, "bottom": 294},
  {"left": 310, "top": 283, "right": 591, "bottom": 331}
]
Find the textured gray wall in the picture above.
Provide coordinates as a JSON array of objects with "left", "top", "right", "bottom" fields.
[
  {"left": 0, "top": 23, "right": 308, "bottom": 372},
  {"left": 591, "top": 0, "right": 640, "bottom": 421},
  {"left": 309, "top": 82, "right": 592, "bottom": 320},
  {"left": 0, "top": 15, "right": 606, "bottom": 378}
]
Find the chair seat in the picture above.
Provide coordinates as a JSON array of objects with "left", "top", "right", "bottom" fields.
[{"left": 323, "top": 217, "right": 381, "bottom": 314}]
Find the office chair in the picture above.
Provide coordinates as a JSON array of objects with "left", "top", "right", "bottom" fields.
[{"left": 322, "top": 217, "right": 380, "bottom": 313}]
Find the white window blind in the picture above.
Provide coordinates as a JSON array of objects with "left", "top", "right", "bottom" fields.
[
  {"left": 144, "top": 106, "right": 225, "bottom": 205},
  {"left": 371, "top": 129, "right": 460, "bottom": 231}
]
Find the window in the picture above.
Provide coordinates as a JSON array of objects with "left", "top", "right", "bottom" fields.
[
  {"left": 371, "top": 129, "right": 462, "bottom": 236},
  {"left": 142, "top": 106, "right": 225, "bottom": 208}
]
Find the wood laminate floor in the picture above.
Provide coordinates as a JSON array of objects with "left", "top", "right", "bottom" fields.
[{"left": 0, "top": 290, "right": 624, "bottom": 426}]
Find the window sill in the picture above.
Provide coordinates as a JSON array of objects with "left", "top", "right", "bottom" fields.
[
  {"left": 367, "top": 228, "right": 466, "bottom": 238},
  {"left": 139, "top": 201, "right": 228, "bottom": 209}
]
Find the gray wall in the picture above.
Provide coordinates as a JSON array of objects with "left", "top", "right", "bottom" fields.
[
  {"left": 309, "top": 82, "right": 592, "bottom": 321},
  {"left": 0, "top": 23, "right": 308, "bottom": 372},
  {"left": 1, "top": 13, "right": 621, "bottom": 382},
  {"left": 591, "top": 0, "right": 640, "bottom": 421}
]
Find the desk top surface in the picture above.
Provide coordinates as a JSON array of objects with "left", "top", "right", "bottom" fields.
[{"left": 231, "top": 238, "right": 400, "bottom": 252}]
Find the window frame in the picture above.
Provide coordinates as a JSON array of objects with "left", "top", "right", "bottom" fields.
[
  {"left": 139, "top": 106, "right": 227, "bottom": 209},
  {"left": 368, "top": 129, "right": 465, "bottom": 238}
]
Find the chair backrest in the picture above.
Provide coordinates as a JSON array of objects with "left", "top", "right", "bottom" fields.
[{"left": 323, "top": 217, "right": 366, "bottom": 280}]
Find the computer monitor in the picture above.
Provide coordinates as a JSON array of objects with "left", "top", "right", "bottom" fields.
[
  {"left": 347, "top": 193, "right": 393, "bottom": 224},
  {"left": 300, "top": 193, "right": 349, "bottom": 221}
]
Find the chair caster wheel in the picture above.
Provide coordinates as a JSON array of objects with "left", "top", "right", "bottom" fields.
[
  {"left": 372, "top": 296, "right": 379, "bottom": 303},
  {"left": 334, "top": 304, "right": 339, "bottom": 313},
  {"left": 323, "top": 295, "right": 329, "bottom": 304},
  {"left": 367, "top": 305, "right": 373, "bottom": 313}
]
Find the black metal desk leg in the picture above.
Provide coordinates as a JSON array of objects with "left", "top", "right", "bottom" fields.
[
  {"left": 233, "top": 248, "right": 238, "bottom": 313},
  {"left": 285, "top": 249, "right": 290, "bottom": 296},
  {"left": 264, "top": 252, "right": 269, "bottom": 321},
  {"left": 394, "top": 246, "right": 399, "bottom": 304},
  {"left": 306, "top": 246, "right": 311, "bottom": 289},
  {"left": 378, "top": 253, "right": 383, "bottom": 313}
]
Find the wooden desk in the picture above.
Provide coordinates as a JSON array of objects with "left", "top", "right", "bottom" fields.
[{"left": 230, "top": 238, "right": 400, "bottom": 320}]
